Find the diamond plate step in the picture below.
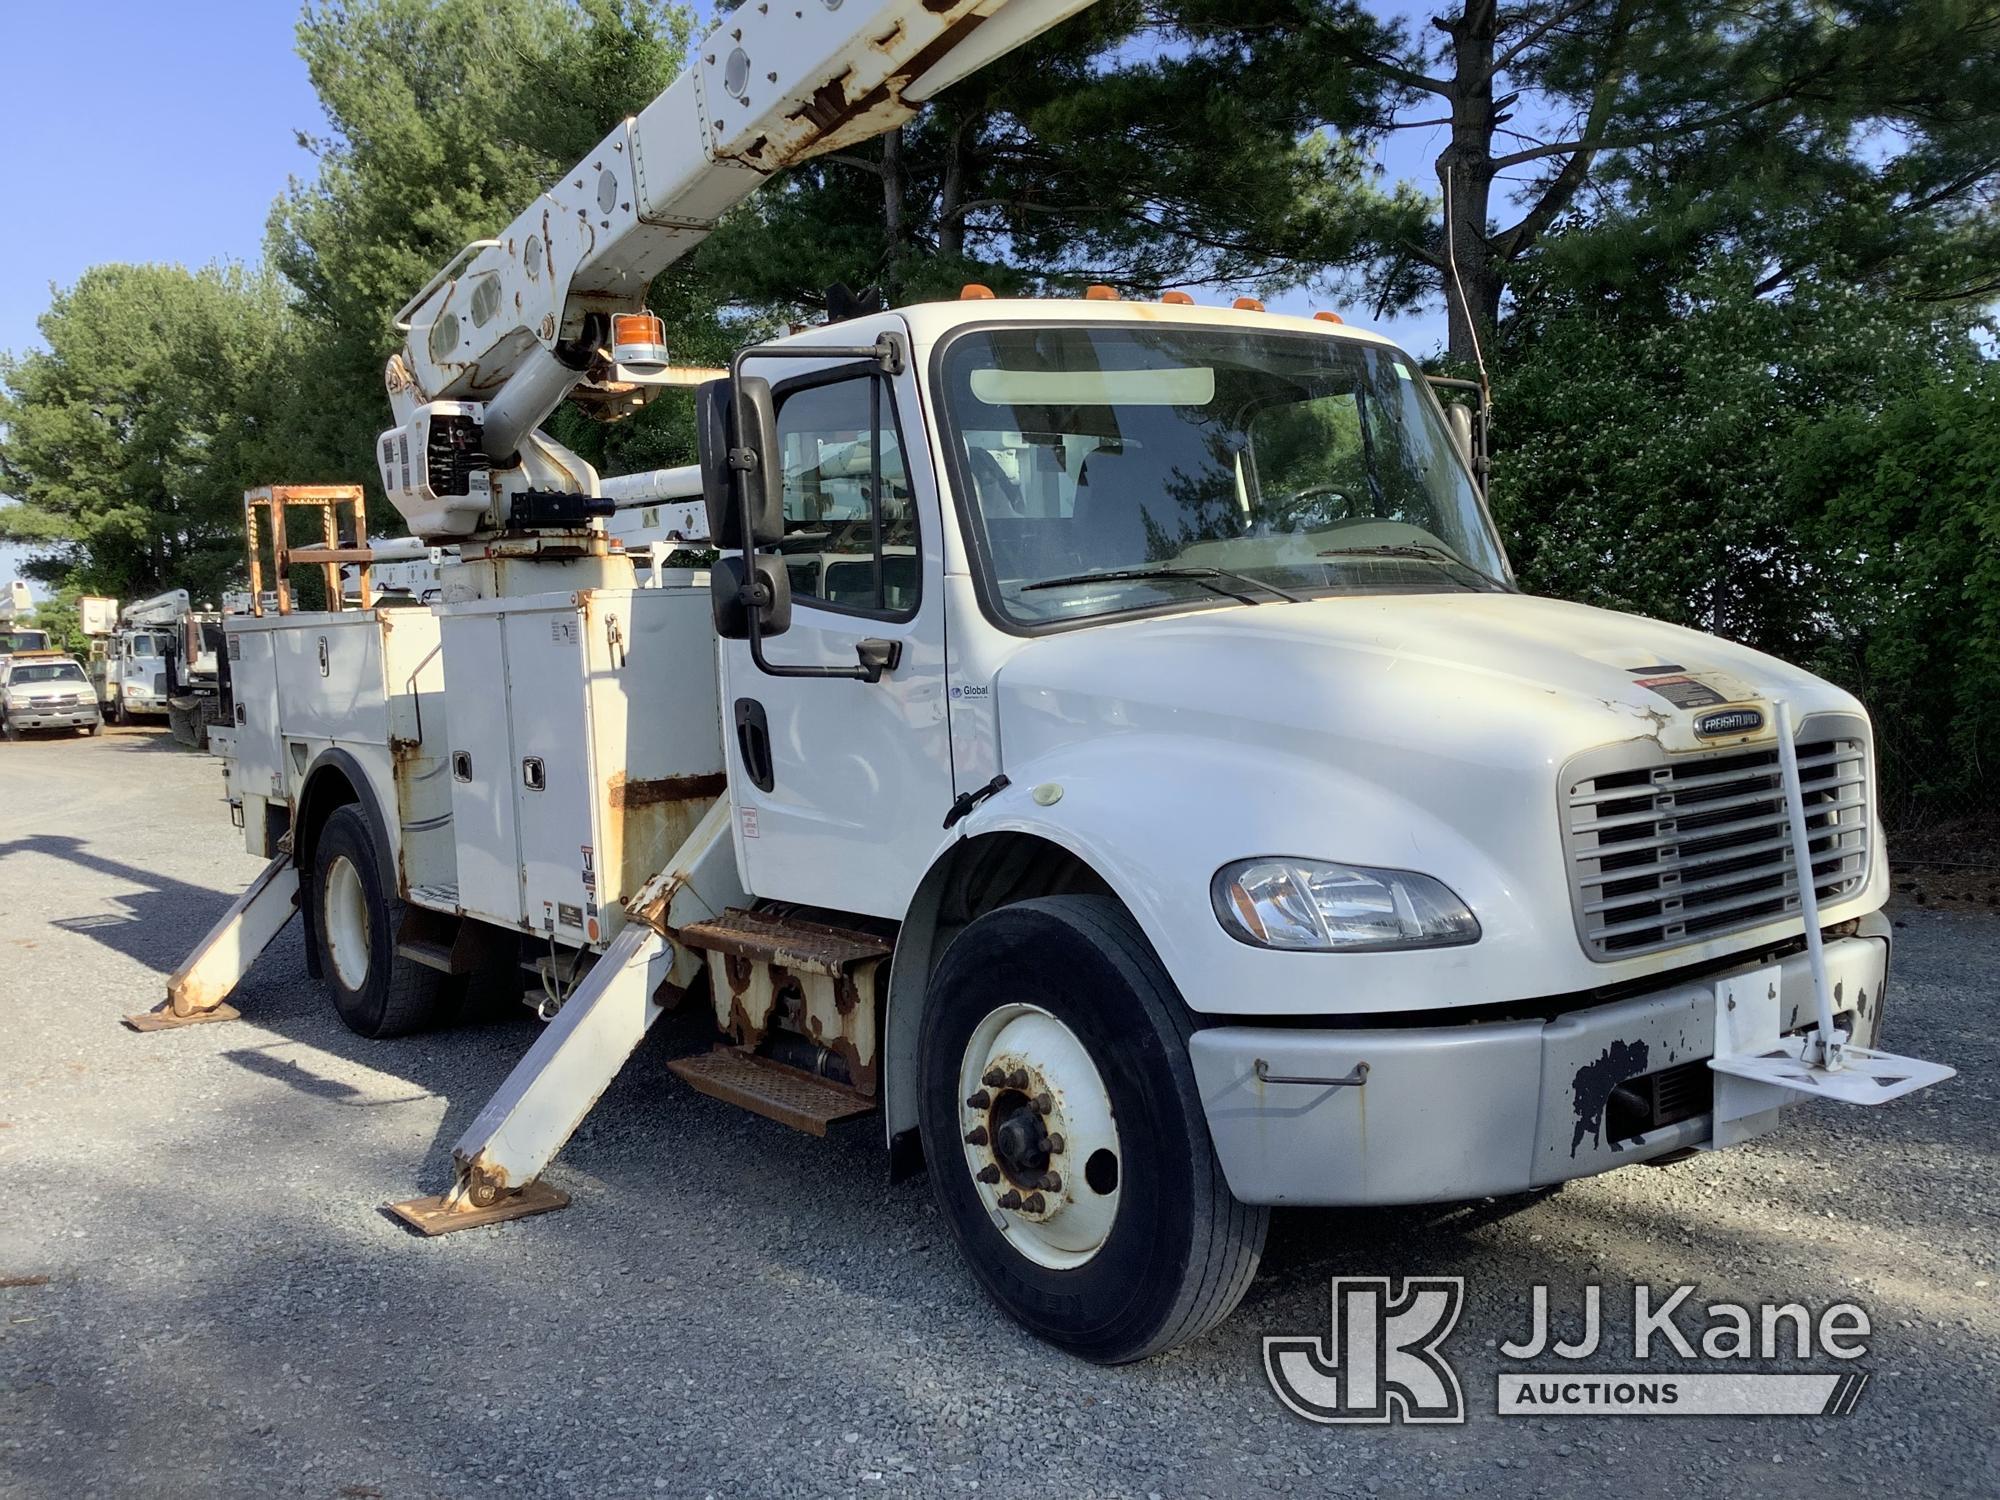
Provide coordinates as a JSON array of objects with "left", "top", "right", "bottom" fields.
[
  {"left": 666, "top": 1047, "right": 876, "bottom": 1137},
  {"left": 676, "top": 908, "right": 890, "bottom": 976}
]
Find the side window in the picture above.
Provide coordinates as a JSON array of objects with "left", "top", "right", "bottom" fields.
[{"left": 774, "top": 375, "right": 917, "bottom": 616}]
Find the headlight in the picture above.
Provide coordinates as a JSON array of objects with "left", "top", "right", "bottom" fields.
[{"left": 1212, "top": 858, "right": 1480, "bottom": 951}]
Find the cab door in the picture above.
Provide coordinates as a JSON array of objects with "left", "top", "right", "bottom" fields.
[{"left": 719, "top": 342, "right": 954, "bottom": 919}]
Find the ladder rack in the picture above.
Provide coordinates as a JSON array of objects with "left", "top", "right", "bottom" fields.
[{"left": 243, "top": 484, "right": 376, "bottom": 615}]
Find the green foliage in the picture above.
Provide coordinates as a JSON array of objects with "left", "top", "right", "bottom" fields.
[
  {"left": 268, "top": 0, "right": 710, "bottom": 502},
  {"left": 23, "top": 589, "right": 89, "bottom": 659},
  {"left": 0, "top": 262, "right": 294, "bottom": 601},
  {"left": 695, "top": 1, "right": 1418, "bottom": 313},
  {"left": 1490, "top": 256, "right": 1998, "bottom": 818}
]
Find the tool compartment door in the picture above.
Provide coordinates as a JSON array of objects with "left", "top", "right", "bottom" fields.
[
  {"left": 442, "top": 609, "right": 525, "bottom": 927},
  {"left": 502, "top": 602, "right": 598, "bottom": 943}
]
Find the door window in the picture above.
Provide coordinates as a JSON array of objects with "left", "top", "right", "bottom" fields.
[{"left": 773, "top": 375, "right": 918, "bottom": 617}]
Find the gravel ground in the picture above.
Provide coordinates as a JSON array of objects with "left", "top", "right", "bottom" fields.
[{"left": 2, "top": 728, "right": 1995, "bottom": 1499}]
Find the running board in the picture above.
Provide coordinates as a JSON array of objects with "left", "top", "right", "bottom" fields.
[
  {"left": 667, "top": 1046, "right": 876, "bottom": 1137},
  {"left": 127, "top": 853, "right": 297, "bottom": 1030}
]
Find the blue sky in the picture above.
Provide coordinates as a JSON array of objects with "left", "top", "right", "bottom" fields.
[{"left": 0, "top": 1, "right": 1452, "bottom": 592}]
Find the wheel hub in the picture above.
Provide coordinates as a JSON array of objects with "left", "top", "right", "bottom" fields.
[
  {"left": 956, "top": 1004, "right": 1122, "bottom": 1270},
  {"left": 989, "top": 1092, "right": 1050, "bottom": 1186},
  {"left": 322, "top": 854, "right": 372, "bottom": 992}
]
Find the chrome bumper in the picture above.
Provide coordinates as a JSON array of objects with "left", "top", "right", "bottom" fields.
[{"left": 1190, "top": 912, "right": 1891, "bottom": 1207}]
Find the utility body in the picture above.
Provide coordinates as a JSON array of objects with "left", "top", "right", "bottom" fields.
[{"left": 160, "top": 0, "right": 1951, "bottom": 1361}]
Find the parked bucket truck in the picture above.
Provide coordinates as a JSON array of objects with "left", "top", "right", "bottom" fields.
[{"left": 149, "top": 0, "right": 1952, "bottom": 1362}]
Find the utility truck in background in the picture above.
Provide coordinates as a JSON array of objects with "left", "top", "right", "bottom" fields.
[
  {"left": 84, "top": 591, "right": 186, "bottom": 724},
  {"left": 153, "top": 0, "right": 1952, "bottom": 1362}
]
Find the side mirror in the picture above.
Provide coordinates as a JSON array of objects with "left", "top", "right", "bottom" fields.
[
  {"left": 1445, "top": 402, "right": 1476, "bottom": 471},
  {"left": 710, "top": 554, "right": 792, "bottom": 640},
  {"left": 697, "top": 377, "right": 784, "bottom": 549}
]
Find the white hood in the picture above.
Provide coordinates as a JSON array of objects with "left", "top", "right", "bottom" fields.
[
  {"left": 994, "top": 591, "right": 1857, "bottom": 778},
  {"left": 977, "top": 591, "right": 1876, "bottom": 1014}
]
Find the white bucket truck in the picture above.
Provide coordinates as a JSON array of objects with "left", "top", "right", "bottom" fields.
[{"left": 151, "top": 0, "right": 1950, "bottom": 1362}]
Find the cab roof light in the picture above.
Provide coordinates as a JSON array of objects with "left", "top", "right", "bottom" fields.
[
  {"left": 1161, "top": 291, "right": 1194, "bottom": 305},
  {"left": 1233, "top": 296, "right": 1264, "bottom": 312},
  {"left": 1084, "top": 284, "right": 1120, "bottom": 301},
  {"left": 960, "top": 283, "right": 996, "bottom": 300},
  {"left": 1314, "top": 310, "right": 1344, "bottom": 324}
]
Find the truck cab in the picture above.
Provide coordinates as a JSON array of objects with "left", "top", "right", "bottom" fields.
[{"left": 665, "top": 294, "right": 1888, "bottom": 1354}]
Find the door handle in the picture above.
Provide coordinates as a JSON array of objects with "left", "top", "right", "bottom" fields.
[
  {"left": 734, "top": 698, "right": 774, "bottom": 793},
  {"left": 855, "top": 638, "right": 902, "bottom": 683}
]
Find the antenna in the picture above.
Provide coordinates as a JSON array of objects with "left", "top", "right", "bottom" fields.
[{"left": 1442, "top": 164, "right": 1491, "bottom": 398}]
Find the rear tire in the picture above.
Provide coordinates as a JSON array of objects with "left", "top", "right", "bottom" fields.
[
  {"left": 918, "top": 895, "right": 1267, "bottom": 1363},
  {"left": 312, "top": 805, "right": 444, "bottom": 1038}
]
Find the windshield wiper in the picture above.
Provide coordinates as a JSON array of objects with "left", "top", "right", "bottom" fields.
[{"left": 1022, "top": 565, "right": 1301, "bottom": 605}]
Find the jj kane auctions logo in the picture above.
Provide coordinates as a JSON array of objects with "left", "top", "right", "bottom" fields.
[{"left": 1265, "top": 1278, "right": 1873, "bottom": 1422}]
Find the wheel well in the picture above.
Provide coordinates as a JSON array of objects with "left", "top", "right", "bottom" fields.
[
  {"left": 294, "top": 764, "right": 360, "bottom": 878},
  {"left": 882, "top": 832, "right": 1118, "bottom": 1168}
]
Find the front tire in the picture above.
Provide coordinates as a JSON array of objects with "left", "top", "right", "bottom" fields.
[
  {"left": 312, "top": 805, "right": 444, "bottom": 1038},
  {"left": 918, "top": 895, "right": 1267, "bottom": 1363}
]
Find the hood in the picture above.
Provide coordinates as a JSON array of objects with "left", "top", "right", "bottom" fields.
[{"left": 994, "top": 592, "right": 1860, "bottom": 781}]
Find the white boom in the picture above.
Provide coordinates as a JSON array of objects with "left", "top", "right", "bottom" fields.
[{"left": 378, "top": 0, "right": 1098, "bottom": 539}]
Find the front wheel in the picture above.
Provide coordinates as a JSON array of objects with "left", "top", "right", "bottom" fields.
[
  {"left": 312, "top": 805, "right": 444, "bottom": 1038},
  {"left": 918, "top": 895, "right": 1267, "bottom": 1363}
]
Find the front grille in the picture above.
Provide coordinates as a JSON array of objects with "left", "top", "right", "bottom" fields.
[{"left": 1562, "top": 715, "right": 1870, "bottom": 960}]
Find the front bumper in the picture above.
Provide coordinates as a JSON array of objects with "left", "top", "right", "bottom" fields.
[
  {"left": 1190, "top": 912, "right": 1891, "bottom": 1206},
  {"left": 7, "top": 706, "right": 101, "bottom": 730}
]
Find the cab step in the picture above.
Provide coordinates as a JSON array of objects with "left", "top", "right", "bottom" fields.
[
  {"left": 666, "top": 1046, "right": 876, "bottom": 1137},
  {"left": 676, "top": 907, "right": 891, "bottom": 974}
]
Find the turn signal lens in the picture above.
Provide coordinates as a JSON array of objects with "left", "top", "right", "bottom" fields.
[{"left": 1212, "top": 859, "right": 1480, "bottom": 951}]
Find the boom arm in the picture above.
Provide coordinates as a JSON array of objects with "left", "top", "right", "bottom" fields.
[{"left": 380, "top": 0, "right": 1098, "bottom": 540}]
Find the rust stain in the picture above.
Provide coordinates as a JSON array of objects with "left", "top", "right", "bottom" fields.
[{"left": 607, "top": 772, "right": 728, "bottom": 810}]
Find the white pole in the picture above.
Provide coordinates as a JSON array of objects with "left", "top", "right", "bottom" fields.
[{"left": 1774, "top": 700, "right": 1843, "bottom": 1070}]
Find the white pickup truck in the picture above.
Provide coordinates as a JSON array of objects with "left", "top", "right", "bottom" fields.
[{"left": 155, "top": 0, "right": 1946, "bottom": 1365}]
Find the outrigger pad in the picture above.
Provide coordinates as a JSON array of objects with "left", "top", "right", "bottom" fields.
[
  {"left": 384, "top": 1179, "right": 571, "bottom": 1236},
  {"left": 1710, "top": 1042, "right": 1956, "bottom": 1105},
  {"left": 122, "top": 1001, "right": 241, "bottom": 1033}
]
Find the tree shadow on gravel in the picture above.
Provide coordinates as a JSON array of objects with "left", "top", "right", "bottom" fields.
[{"left": 3, "top": 832, "right": 239, "bottom": 970}]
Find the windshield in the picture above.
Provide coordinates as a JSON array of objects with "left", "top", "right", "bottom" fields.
[
  {"left": 938, "top": 326, "right": 1509, "bottom": 627},
  {"left": 1, "top": 630, "right": 49, "bottom": 653},
  {"left": 9, "top": 662, "right": 85, "bottom": 685}
]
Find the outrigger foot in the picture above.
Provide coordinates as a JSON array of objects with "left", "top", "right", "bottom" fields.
[
  {"left": 386, "top": 1175, "right": 571, "bottom": 1236},
  {"left": 122, "top": 999, "right": 242, "bottom": 1032}
]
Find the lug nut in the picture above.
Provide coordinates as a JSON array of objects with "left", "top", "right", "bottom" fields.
[
  {"left": 1022, "top": 1193, "right": 1046, "bottom": 1214},
  {"left": 964, "top": 1126, "right": 989, "bottom": 1146},
  {"left": 1032, "top": 1091, "right": 1053, "bottom": 1115},
  {"left": 1040, "top": 1172, "right": 1062, "bottom": 1192},
  {"left": 1007, "top": 1068, "right": 1030, "bottom": 1090},
  {"left": 1044, "top": 1133, "right": 1065, "bottom": 1154},
  {"left": 996, "top": 1189, "right": 1023, "bottom": 1210},
  {"left": 982, "top": 1067, "right": 1007, "bottom": 1089},
  {"left": 975, "top": 1164, "right": 1000, "bottom": 1184},
  {"left": 965, "top": 1090, "right": 991, "bottom": 1110}
]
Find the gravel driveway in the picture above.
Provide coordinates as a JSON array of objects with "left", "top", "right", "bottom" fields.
[{"left": 2, "top": 729, "right": 1994, "bottom": 1498}]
